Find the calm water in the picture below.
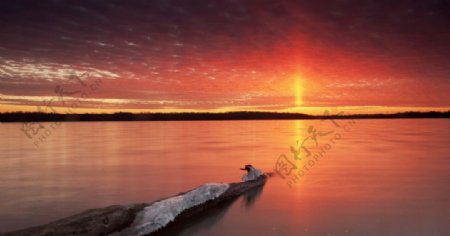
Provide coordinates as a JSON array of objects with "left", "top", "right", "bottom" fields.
[{"left": 0, "top": 119, "right": 449, "bottom": 235}]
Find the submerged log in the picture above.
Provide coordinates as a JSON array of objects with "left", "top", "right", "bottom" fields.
[
  {"left": 2, "top": 204, "right": 147, "bottom": 236},
  {"left": 148, "top": 175, "right": 267, "bottom": 236},
  {"left": 3, "top": 175, "right": 267, "bottom": 236}
]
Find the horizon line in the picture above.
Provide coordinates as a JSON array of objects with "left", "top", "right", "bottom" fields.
[{"left": 1, "top": 110, "right": 449, "bottom": 123}]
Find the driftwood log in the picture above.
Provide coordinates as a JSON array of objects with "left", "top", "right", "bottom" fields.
[{"left": 3, "top": 175, "right": 267, "bottom": 236}]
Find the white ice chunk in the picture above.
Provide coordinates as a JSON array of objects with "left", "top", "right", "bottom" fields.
[
  {"left": 242, "top": 166, "right": 263, "bottom": 182},
  {"left": 112, "top": 183, "right": 229, "bottom": 236}
]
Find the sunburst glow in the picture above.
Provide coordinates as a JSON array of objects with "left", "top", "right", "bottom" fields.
[{"left": 294, "top": 73, "right": 303, "bottom": 107}]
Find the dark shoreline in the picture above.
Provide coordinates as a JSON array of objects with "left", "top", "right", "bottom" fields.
[{"left": 1, "top": 111, "right": 449, "bottom": 123}]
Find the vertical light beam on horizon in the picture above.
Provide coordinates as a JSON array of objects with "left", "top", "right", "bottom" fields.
[{"left": 294, "top": 74, "right": 303, "bottom": 107}]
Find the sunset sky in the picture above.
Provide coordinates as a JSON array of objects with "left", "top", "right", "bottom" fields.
[{"left": 0, "top": 0, "right": 449, "bottom": 114}]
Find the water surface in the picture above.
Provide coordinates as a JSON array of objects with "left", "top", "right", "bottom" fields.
[{"left": 0, "top": 119, "right": 449, "bottom": 235}]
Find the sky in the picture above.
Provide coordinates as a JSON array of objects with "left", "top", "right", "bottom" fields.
[{"left": 0, "top": 0, "right": 449, "bottom": 114}]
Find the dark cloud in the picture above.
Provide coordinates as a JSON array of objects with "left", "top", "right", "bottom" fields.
[{"left": 1, "top": 0, "right": 448, "bottom": 59}]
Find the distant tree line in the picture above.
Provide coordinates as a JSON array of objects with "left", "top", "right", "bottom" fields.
[{"left": 0, "top": 111, "right": 449, "bottom": 122}]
